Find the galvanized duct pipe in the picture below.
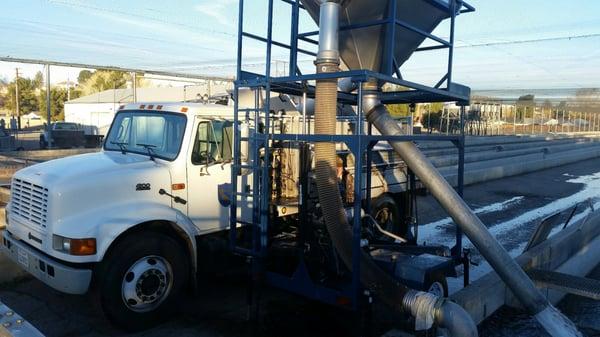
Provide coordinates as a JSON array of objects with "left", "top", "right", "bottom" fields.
[
  {"left": 312, "top": 1, "right": 476, "bottom": 336},
  {"left": 361, "top": 82, "right": 582, "bottom": 337}
]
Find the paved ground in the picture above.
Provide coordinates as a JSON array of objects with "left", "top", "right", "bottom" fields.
[{"left": 2, "top": 157, "right": 600, "bottom": 336}]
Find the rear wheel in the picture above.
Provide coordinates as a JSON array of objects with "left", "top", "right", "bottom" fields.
[
  {"left": 370, "top": 194, "right": 406, "bottom": 241},
  {"left": 96, "top": 232, "right": 189, "bottom": 331}
]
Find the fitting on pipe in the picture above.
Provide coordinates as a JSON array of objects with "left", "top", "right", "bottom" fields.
[
  {"left": 315, "top": 1, "right": 341, "bottom": 65},
  {"left": 402, "top": 290, "right": 440, "bottom": 331},
  {"left": 402, "top": 290, "right": 478, "bottom": 336},
  {"left": 361, "top": 81, "right": 384, "bottom": 114}
]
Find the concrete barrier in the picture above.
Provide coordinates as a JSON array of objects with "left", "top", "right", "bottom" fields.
[
  {"left": 442, "top": 144, "right": 600, "bottom": 187},
  {"left": 451, "top": 211, "right": 600, "bottom": 325},
  {"left": 429, "top": 140, "right": 597, "bottom": 168}
]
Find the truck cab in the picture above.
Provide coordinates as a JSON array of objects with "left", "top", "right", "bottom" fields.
[{"left": 2, "top": 103, "right": 240, "bottom": 329}]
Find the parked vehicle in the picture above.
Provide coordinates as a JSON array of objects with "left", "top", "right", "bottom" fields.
[
  {"left": 1, "top": 101, "right": 447, "bottom": 330},
  {"left": 39, "top": 122, "right": 103, "bottom": 149}
]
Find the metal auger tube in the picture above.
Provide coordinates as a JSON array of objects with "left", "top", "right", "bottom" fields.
[
  {"left": 361, "top": 81, "right": 582, "bottom": 337},
  {"left": 311, "top": 2, "right": 477, "bottom": 336}
]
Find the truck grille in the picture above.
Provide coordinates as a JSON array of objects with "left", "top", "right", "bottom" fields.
[{"left": 11, "top": 178, "right": 49, "bottom": 229}]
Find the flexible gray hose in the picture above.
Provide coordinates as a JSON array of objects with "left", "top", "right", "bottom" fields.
[{"left": 313, "top": 61, "right": 410, "bottom": 314}]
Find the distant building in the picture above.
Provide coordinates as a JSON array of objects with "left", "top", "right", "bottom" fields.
[{"left": 64, "top": 84, "right": 232, "bottom": 136}]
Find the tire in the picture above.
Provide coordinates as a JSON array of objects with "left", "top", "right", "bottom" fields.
[
  {"left": 96, "top": 232, "right": 189, "bottom": 331},
  {"left": 370, "top": 194, "right": 406, "bottom": 241},
  {"left": 424, "top": 272, "right": 448, "bottom": 298}
]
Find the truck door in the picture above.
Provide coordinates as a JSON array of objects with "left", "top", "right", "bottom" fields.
[{"left": 186, "top": 117, "right": 232, "bottom": 232}]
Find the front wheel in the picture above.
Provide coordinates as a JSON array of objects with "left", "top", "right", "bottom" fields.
[{"left": 96, "top": 232, "right": 189, "bottom": 331}]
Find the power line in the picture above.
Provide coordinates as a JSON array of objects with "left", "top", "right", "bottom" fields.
[
  {"left": 0, "top": 57, "right": 234, "bottom": 82},
  {"left": 456, "top": 33, "right": 600, "bottom": 48},
  {"left": 46, "top": 0, "right": 236, "bottom": 38}
]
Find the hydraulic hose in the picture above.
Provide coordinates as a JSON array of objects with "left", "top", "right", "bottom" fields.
[
  {"left": 361, "top": 82, "right": 581, "bottom": 337},
  {"left": 312, "top": 1, "right": 409, "bottom": 314},
  {"left": 311, "top": 1, "right": 477, "bottom": 336}
]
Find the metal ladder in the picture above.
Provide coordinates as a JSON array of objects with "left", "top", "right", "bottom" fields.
[{"left": 229, "top": 84, "right": 272, "bottom": 258}]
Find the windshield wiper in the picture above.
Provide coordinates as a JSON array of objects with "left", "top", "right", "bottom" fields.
[
  {"left": 110, "top": 141, "right": 128, "bottom": 154},
  {"left": 137, "top": 143, "right": 157, "bottom": 161}
]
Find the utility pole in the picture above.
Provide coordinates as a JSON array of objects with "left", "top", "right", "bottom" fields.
[
  {"left": 132, "top": 72, "right": 137, "bottom": 103},
  {"left": 46, "top": 64, "right": 52, "bottom": 147},
  {"left": 15, "top": 68, "right": 20, "bottom": 130}
]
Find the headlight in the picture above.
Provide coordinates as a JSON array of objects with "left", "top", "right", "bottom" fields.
[{"left": 52, "top": 235, "right": 96, "bottom": 256}]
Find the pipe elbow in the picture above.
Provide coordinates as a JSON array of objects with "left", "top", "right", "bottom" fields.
[{"left": 435, "top": 300, "right": 479, "bottom": 337}]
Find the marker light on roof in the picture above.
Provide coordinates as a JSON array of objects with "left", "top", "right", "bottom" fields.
[
  {"left": 157, "top": 105, "right": 163, "bottom": 110},
  {"left": 119, "top": 105, "right": 125, "bottom": 110},
  {"left": 181, "top": 107, "right": 188, "bottom": 112},
  {"left": 147, "top": 104, "right": 154, "bottom": 109},
  {"left": 139, "top": 104, "right": 146, "bottom": 109}
]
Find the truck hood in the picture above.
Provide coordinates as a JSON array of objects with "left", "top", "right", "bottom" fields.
[
  {"left": 16, "top": 151, "right": 164, "bottom": 186},
  {"left": 10, "top": 151, "right": 174, "bottom": 235}
]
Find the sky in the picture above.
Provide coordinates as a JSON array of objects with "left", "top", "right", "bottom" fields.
[{"left": 0, "top": 0, "right": 599, "bottom": 90}]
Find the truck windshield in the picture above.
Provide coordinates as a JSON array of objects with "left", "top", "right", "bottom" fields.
[{"left": 104, "top": 111, "right": 187, "bottom": 161}]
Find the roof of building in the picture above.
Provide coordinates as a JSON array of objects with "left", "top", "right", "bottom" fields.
[{"left": 66, "top": 85, "right": 231, "bottom": 104}]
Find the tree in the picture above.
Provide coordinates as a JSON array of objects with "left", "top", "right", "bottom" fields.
[
  {"left": 4, "top": 78, "right": 39, "bottom": 115},
  {"left": 38, "top": 87, "right": 68, "bottom": 121},
  {"left": 0, "top": 79, "right": 7, "bottom": 108},
  {"left": 77, "top": 70, "right": 94, "bottom": 85},
  {"left": 516, "top": 94, "right": 535, "bottom": 121},
  {"left": 79, "top": 70, "right": 128, "bottom": 95},
  {"left": 542, "top": 99, "right": 554, "bottom": 122},
  {"left": 33, "top": 71, "right": 44, "bottom": 89},
  {"left": 386, "top": 104, "right": 410, "bottom": 117}
]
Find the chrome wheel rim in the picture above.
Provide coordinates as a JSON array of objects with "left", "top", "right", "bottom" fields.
[
  {"left": 374, "top": 207, "right": 394, "bottom": 232},
  {"left": 121, "top": 255, "right": 173, "bottom": 312}
]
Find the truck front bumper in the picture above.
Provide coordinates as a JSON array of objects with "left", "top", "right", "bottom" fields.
[{"left": 1, "top": 231, "right": 92, "bottom": 295}]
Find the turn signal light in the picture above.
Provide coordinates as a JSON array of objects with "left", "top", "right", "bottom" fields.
[
  {"left": 70, "top": 239, "right": 97, "bottom": 256},
  {"left": 53, "top": 235, "right": 96, "bottom": 255},
  {"left": 172, "top": 183, "right": 185, "bottom": 190}
]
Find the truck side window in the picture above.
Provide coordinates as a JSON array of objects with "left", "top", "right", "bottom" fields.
[
  {"left": 192, "top": 120, "right": 234, "bottom": 165},
  {"left": 192, "top": 121, "right": 218, "bottom": 165}
]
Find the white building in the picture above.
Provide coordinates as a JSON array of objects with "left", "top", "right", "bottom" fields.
[{"left": 64, "top": 84, "right": 232, "bottom": 136}]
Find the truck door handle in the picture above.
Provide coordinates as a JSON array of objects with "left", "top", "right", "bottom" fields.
[{"left": 159, "top": 189, "right": 187, "bottom": 205}]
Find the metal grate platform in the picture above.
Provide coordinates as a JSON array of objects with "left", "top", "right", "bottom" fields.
[{"left": 528, "top": 268, "right": 600, "bottom": 300}]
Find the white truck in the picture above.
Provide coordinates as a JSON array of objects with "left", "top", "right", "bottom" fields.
[{"left": 1, "top": 101, "right": 417, "bottom": 330}]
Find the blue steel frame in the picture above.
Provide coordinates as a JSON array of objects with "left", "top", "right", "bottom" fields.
[{"left": 230, "top": 0, "right": 473, "bottom": 310}]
